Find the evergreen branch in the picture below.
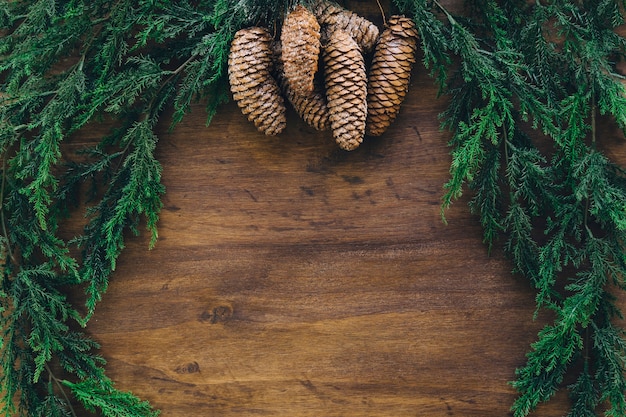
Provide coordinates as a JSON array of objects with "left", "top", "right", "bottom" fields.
[
  {"left": 511, "top": 323, "right": 583, "bottom": 416},
  {"left": 392, "top": 0, "right": 451, "bottom": 89},
  {"left": 398, "top": 1, "right": 626, "bottom": 415},
  {"left": 592, "top": 321, "right": 626, "bottom": 416},
  {"left": 566, "top": 361, "right": 598, "bottom": 417},
  {"left": 46, "top": 363, "right": 79, "bottom": 417},
  {"left": 63, "top": 377, "right": 159, "bottom": 417},
  {"left": 1, "top": 1, "right": 626, "bottom": 416},
  {"left": 467, "top": 141, "right": 502, "bottom": 251}
]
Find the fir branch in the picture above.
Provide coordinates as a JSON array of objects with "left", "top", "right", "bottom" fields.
[
  {"left": 2, "top": 1, "right": 626, "bottom": 416},
  {"left": 592, "top": 321, "right": 626, "bottom": 417},
  {"left": 467, "top": 141, "right": 502, "bottom": 250},
  {"left": 63, "top": 377, "right": 159, "bottom": 417},
  {"left": 566, "top": 360, "right": 598, "bottom": 417},
  {"left": 1, "top": 1, "right": 298, "bottom": 414},
  {"left": 392, "top": 0, "right": 451, "bottom": 89},
  {"left": 391, "top": 0, "right": 626, "bottom": 415}
]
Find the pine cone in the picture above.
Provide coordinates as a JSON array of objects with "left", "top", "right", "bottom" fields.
[
  {"left": 228, "top": 27, "right": 286, "bottom": 136},
  {"left": 273, "top": 42, "right": 330, "bottom": 131},
  {"left": 366, "top": 16, "right": 419, "bottom": 136},
  {"left": 280, "top": 5, "right": 321, "bottom": 95},
  {"left": 323, "top": 28, "right": 367, "bottom": 151},
  {"left": 312, "top": 0, "right": 379, "bottom": 54}
]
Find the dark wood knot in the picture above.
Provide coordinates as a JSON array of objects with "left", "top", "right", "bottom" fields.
[
  {"left": 199, "top": 304, "right": 233, "bottom": 324},
  {"left": 174, "top": 361, "right": 200, "bottom": 374}
]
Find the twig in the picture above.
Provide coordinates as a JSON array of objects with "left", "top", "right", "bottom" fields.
[
  {"left": 0, "top": 154, "right": 17, "bottom": 265},
  {"left": 45, "top": 363, "right": 78, "bottom": 417},
  {"left": 433, "top": 0, "right": 457, "bottom": 24},
  {"left": 591, "top": 92, "right": 597, "bottom": 147},
  {"left": 376, "top": 0, "right": 386, "bottom": 27}
]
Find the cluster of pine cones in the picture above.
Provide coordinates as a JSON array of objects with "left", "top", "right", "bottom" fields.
[{"left": 228, "top": 0, "right": 419, "bottom": 151}]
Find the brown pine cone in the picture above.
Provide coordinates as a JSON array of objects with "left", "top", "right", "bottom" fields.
[
  {"left": 366, "top": 16, "right": 419, "bottom": 136},
  {"left": 287, "top": 78, "right": 330, "bottom": 131},
  {"left": 273, "top": 41, "right": 330, "bottom": 131},
  {"left": 312, "top": 0, "right": 379, "bottom": 54},
  {"left": 228, "top": 27, "right": 286, "bottom": 136},
  {"left": 323, "top": 28, "right": 367, "bottom": 151},
  {"left": 280, "top": 5, "right": 321, "bottom": 95}
]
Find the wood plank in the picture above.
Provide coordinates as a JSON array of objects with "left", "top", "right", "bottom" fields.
[{"left": 57, "top": 1, "right": 626, "bottom": 416}]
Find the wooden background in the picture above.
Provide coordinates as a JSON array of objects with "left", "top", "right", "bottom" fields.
[{"left": 62, "top": 1, "right": 626, "bottom": 415}]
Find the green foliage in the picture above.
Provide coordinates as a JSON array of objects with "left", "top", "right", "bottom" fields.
[
  {"left": 64, "top": 377, "right": 158, "bottom": 417},
  {"left": 392, "top": 0, "right": 626, "bottom": 415},
  {"left": 2, "top": 0, "right": 626, "bottom": 416},
  {"left": 0, "top": 0, "right": 298, "bottom": 415}
]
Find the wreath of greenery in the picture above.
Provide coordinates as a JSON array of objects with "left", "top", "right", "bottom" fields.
[{"left": 1, "top": 0, "right": 626, "bottom": 416}]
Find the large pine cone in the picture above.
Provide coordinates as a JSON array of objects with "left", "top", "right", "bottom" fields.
[
  {"left": 228, "top": 27, "right": 286, "bottom": 136},
  {"left": 312, "top": 0, "right": 379, "bottom": 54},
  {"left": 280, "top": 5, "right": 321, "bottom": 95},
  {"left": 323, "top": 28, "right": 367, "bottom": 151},
  {"left": 273, "top": 42, "right": 330, "bottom": 131},
  {"left": 366, "top": 16, "right": 419, "bottom": 136}
]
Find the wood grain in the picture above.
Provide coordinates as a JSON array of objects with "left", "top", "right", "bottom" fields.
[{"left": 59, "top": 1, "right": 626, "bottom": 416}]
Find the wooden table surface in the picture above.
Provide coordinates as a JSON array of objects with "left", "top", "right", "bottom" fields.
[{"left": 61, "top": 1, "right": 626, "bottom": 416}]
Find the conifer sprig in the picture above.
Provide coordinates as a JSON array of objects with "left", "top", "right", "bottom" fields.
[
  {"left": 2, "top": 0, "right": 626, "bottom": 416},
  {"left": 392, "top": 0, "right": 626, "bottom": 415},
  {"left": 0, "top": 0, "right": 299, "bottom": 415}
]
